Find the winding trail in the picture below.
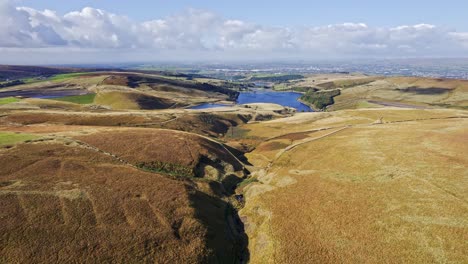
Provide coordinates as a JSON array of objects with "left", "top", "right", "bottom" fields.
[
  {"left": 263, "top": 115, "right": 467, "bottom": 172},
  {"left": 271, "top": 126, "right": 350, "bottom": 164}
]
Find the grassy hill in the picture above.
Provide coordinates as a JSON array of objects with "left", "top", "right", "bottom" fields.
[
  {"left": 238, "top": 108, "right": 468, "bottom": 263},
  {"left": 294, "top": 75, "right": 468, "bottom": 111}
]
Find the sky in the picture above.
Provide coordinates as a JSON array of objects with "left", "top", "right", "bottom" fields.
[{"left": 1, "top": 0, "right": 468, "bottom": 64}]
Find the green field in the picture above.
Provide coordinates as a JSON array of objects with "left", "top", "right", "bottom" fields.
[
  {"left": 0, "top": 97, "right": 20, "bottom": 105},
  {"left": 0, "top": 132, "right": 39, "bottom": 146},
  {"left": 50, "top": 72, "right": 92, "bottom": 82},
  {"left": 52, "top": 94, "right": 96, "bottom": 104}
]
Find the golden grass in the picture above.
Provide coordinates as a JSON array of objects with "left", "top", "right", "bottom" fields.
[
  {"left": 241, "top": 108, "right": 467, "bottom": 141},
  {"left": 330, "top": 77, "right": 468, "bottom": 111},
  {"left": 240, "top": 109, "right": 468, "bottom": 263}
]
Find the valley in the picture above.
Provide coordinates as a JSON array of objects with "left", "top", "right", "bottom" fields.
[{"left": 0, "top": 66, "right": 467, "bottom": 263}]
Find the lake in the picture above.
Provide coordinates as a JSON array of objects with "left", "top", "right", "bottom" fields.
[{"left": 190, "top": 91, "right": 312, "bottom": 112}]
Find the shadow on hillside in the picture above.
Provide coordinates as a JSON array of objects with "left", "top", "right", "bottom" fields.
[
  {"left": 397, "top": 86, "right": 452, "bottom": 94},
  {"left": 188, "top": 187, "right": 249, "bottom": 264},
  {"left": 224, "top": 144, "right": 253, "bottom": 166}
]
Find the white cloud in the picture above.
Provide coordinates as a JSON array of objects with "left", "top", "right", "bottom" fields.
[{"left": 0, "top": 0, "right": 467, "bottom": 62}]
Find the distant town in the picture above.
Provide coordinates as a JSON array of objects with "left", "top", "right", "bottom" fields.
[{"left": 132, "top": 58, "right": 468, "bottom": 80}]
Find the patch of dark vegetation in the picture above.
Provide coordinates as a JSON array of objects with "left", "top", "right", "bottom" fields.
[
  {"left": 254, "top": 114, "right": 274, "bottom": 121},
  {"left": 300, "top": 89, "right": 341, "bottom": 109},
  {"left": 0, "top": 65, "right": 104, "bottom": 81},
  {"left": 108, "top": 74, "right": 240, "bottom": 101},
  {"left": 317, "top": 81, "right": 337, "bottom": 90},
  {"left": 397, "top": 86, "right": 452, "bottom": 95},
  {"left": 259, "top": 141, "right": 289, "bottom": 151},
  {"left": 135, "top": 94, "right": 175, "bottom": 109},
  {"left": 223, "top": 144, "right": 253, "bottom": 165},
  {"left": 198, "top": 113, "right": 218, "bottom": 125},
  {"left": 430, "top": 103, "right": 468, "bottom": 110},
  {"left": 318, "top": 78, "right": 378, "bottom": 90},
  {"left": 188, "top": 187, "right": 250, "bottom": 263},
  {"left": 276, "top": 131, "right": 312, "bottom": 141},
  {"left": 100, "top": 75, "right": 130, "bottom": 86},
  {"left": 291, "top": 87, "right": 318, "bottom": 93},
  {"left": 0, "top": 83, "right": 87, "bottom": 98},
  {"left": 220, "top": 81, "right": 252, "bottom": 91},
  {"left": 225, "top": 127, "right": 252, "bottom": 140},
  {"left": 250, "top": 74, "right": 304, "bottom": 82},
  {"left": 273, "top": 108, "right": 295, "bottom": 115},
  {"left": 0, "top": 181, "right": 15, "bottom": 188},
  {"left": 231, "top": 75, "right": 246, "bottom": 81},
  {"left": 195, "top": 113, "right": 243, "bottom": 136},
  {"left": 137, "top": 161, "right": 194, "bottom": 178},
  {"left": 194, "top": 155, "right": 246, "bottom": 194},
  {"left": 236, "top": 114, "right": 253, "bottom": 123},
  {"left": 0, "top": 80, "right": 25, "bottom": 88}
]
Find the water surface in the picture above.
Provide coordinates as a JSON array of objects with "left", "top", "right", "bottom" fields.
[{"left": 190, "top": 90, "right": 312, "bottom": 112}]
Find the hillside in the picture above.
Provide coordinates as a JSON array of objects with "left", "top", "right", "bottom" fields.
[
  {"left": 1, "top": 142, "right": 213, "bottom": 263},
  {"left": 0, "top": 65, "right": 90, "bottom": 81},
  {"left": 0, "top": 126, "right": 252, "bottom": 262},
  {"left": 0, "top": 70, "right": 239, "bottom": 111},
  {"left": 238, "top": 108, "right": 468, "bottom": 263}
]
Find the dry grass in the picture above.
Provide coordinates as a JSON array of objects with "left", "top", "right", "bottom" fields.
[
  {"left": 74, "top": 128, "right": 245, "bottom": 180},
  {"left": 242, "top": 108, "right": 467, "bottom": 140},
  {"left": 1, "top": 111, "right": 160, "bottom": 126},
  {"left": 240, "top": 109, "right": 468, "bottom": 263},
  {"left": 0, "top": 142, "right": 213, "bottom": 263},
  {"left": 1, "top": 72, "right": 467, "bottom": 263},
  {"left": 0, "top": 108, "right": 255, "bottom": 139},
  {"left": 330, "top": 77, "right": 468, "bottom": 111}
]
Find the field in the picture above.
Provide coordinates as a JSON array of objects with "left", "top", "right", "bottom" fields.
[
  {"left": 49, "top": 72, "right": 94, "bottom": 82},
  {"left": 0, "top": 97, "right": 20, "bottom": 105},
  {"left": 0, "top": 132, "right": 39, "bottom": 146},
  {"left": 52, "top": 94, "right": 96, "bottom": 104},
  {"left": 0, "top": 66, "right": 467, "bottom": 263}
]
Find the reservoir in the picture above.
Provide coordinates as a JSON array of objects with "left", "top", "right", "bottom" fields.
[{"left": 190, "top": 91, "right": 312, "bottom": 112}]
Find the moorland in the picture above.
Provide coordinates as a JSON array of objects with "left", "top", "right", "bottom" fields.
[{"left": 0, "top": 66, "right": 466, "bottom": 263}]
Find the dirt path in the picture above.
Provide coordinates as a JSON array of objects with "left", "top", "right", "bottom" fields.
[
  {"left": 268, "top": 126, "right": 349, "bottom": 168},
  {"left": 264, "top": 115, "right": 467, "bottom": 170}
]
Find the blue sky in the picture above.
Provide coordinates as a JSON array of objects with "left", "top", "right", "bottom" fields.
[
  {"left": 21, "top": 0, "right": 468, "bottom": 29},
  {"left": 1, "top": 0, "right": 468, "bottom": 63}
]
